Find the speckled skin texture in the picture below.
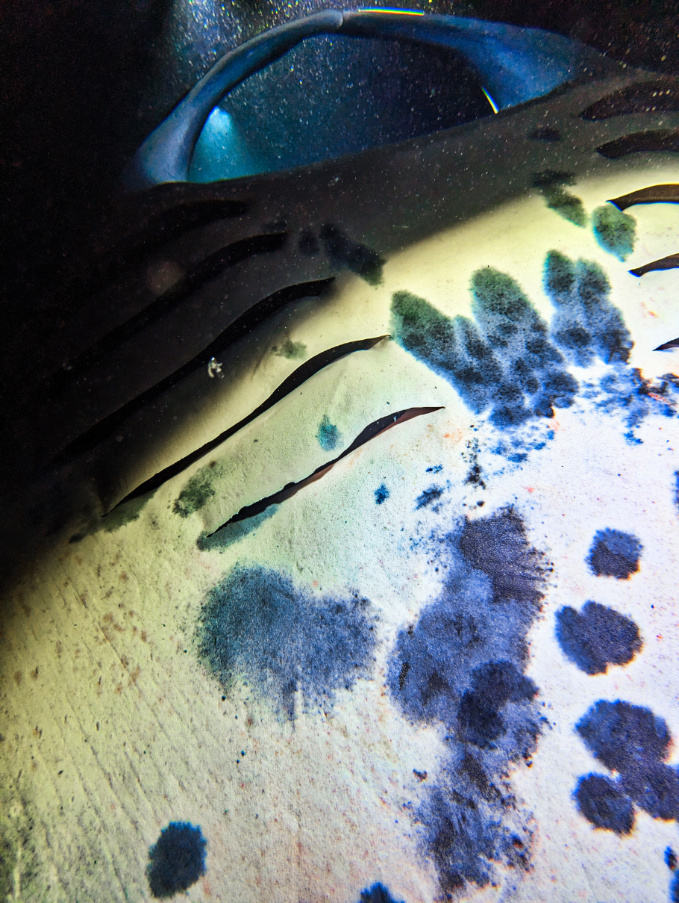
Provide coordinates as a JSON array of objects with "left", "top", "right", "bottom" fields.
[{"left": 1, "top": 23, "right": 679, "bottom": 903}]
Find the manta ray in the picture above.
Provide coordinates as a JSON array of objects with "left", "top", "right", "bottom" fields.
[{"left": 1, "top": 9, "right": 679, "bottom": 902}]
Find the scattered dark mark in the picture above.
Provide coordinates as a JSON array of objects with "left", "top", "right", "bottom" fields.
[
  {"left": 196, "top": 566, "right": 376, "bottom": 719},
  {"left": 609, "top": 183, "right": 679, "bottom": 210},
  {"left": 320, "top": 224, "right": 384, "bottom": 285},
  {"left": 532, "top": 170, "right": 586, "bottom": 226},
  {"left": 274, "top": 337, "right": 307, "bottom": 360},
  {"left": 43, "top": 233, "right": 287, "bottom": 405},
  {"left": 592, "top": 205, "right": 636, "bottom": 260},
  {"left": 587, "top": 529, "right": 642, "bottom": 579},
  {"left": 398, "top": 661, "right": 410, "bottom": 691},
  {"left": 655, "top": 337, "right": 679, "bottom": 351},
  {"left": 576, "top": 700, "right": 679, "bottom": 823},
  {"left": 580, "top": 81, "right": 679, "bottom": 121},
  {"left": 147, "top": 821, "right": 207, "bottom": 899},
  {"left": 174, "top": 465, "right": 221, "bottom": 518},
  {"left": 358, "top": 883, "right": 404, "bottom": 903},
  {"left": 465, "top": 462, "right": 486, "bottom": 489},
  {"left": 392, "top": 272, "right": 579, "bottom": 430},
  {"left": 574, "top": 773, "right": 635, "bottom": 835},
  {"left": 529, "top": 126, "right": 561, "bottom": 142},
  {"left": 596, "top": 129, "right": 679, "bottom": 159},
  {"left": 556, "top": 601, "right": 642, "bottom": 675},
  {"left": 460, "top": 753, "right": 501, "bottom": 803},
  {"left": 55, "top": 278, "right": 336, "bottom": 468},
  {"left": 666, "top": 848, "right": 678, "bottom": 871},
  {"left": 630, "top": 252, "right": 679, "bottom": 277},
  {"left": 70, "top": 492, "right": 153, "bottom": 542},
  {"left": 316, "top": 414, "right": 341, "bottom": 451},
  {"left": 209, "top": 406, "right": 443, "bottom": 533},
  {"left": 388, "top": 507, "right": 547, "bottom": 892},
  {"left": 456, "top": 661, "right": 537, "bottom": 748},
  {"left": 595, "top": 366, "right": 679, "bottom": 438},
  {"left": 545, "top": 250, "right": 632, "bottom": 365},
  {"left": 413, "top": 769, "right": 427, "bottom": 782},
  {"left": 298, "top": 228, "right": 320, "bottom": 256},
  {"left": 111, "top": 334, "right": 387, "bottom": 513},
  {"left": 415, "top": 485, "right": 444, "bottom": 510},
  {"left": 374, "top": 483, "right": 389, "bottom": 505},
  {"left": 197, "top": 507, "right": 279, "bottom": 553},
  {"left": 426, "top": 464, "right": 443, "bottom": 474}
]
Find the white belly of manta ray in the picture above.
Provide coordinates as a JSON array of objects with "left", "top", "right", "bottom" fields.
[{"left": 2, "top": 126, "right": 679, "bottom": 903}]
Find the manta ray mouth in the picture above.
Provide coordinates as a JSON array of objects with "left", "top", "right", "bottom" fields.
[{"left": 122, "top": 8, "right": 613, "bottom": 191}]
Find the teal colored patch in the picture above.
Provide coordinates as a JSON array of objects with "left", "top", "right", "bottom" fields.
[
  {"left": 274, "top": 337, "right": 307, "bottom": 360},
  {"left": 544, "top": 250, "right": 632, "bottom": 365},
  {"left": 197, "top": 506, "right": 278, "bottom": 552},
  {"left": 471, "top": 268, "right": 531, "bottom": 319},
  {"left": 174, "top": 463, "right": 221, "bottom": 517},
  {"left": 592, "top": 205, "right": 636, "bottom": 260},
  {"left": 69, "top": 492, "right": 153, "bottom": 542},
  {"left": 103, "top": 493, "right": 152, "bottom": 533},
  {"left": 316, "top": 415, "right": 341, "bottom": 451},
  {"left": 391, "top": 290, "right": 455, "bottom": 357},
  {"left": 544, "top": 189, "right": 587, "bottom": 226}
]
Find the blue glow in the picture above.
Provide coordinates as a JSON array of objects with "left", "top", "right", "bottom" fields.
[{"left": 189, "top": 108, "right": 264, "bottom": 182}]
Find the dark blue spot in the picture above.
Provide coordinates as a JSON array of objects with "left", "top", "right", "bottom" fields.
[
  {"left": 577, "top": 700, "right": 670, "bottom": 772},
  {"left": 576, "top": 700, "right": 679, "bottom": 822},
  {"left": 316, "top": 414, "right": 341, "bottom": 451},
  {"left": 587, "top": 529, "right": 642, "bottom": 579},
  {"left": 426, "top": 464, "right": 443, "bottom": 474},
  {"left": 574, "top": 774, "right": 634, "bottom": 834},
  {"left": 415, "top": 485, "right": 443, "bottom": 509},
  {"left": 666, "top": 847, "right": 677, "bottom": 871},
  {"left": 147, "top": 822, "right": 206, "bottom": 899},
  {"left": 556, "top": 601, "right": 642, "bottom": 674},
  {"left": 374, "top": 484, "right": 389, "bottom": 505},
  {"left": 544, "top": 251, "right": 632, "bottom": 366},
  {"left": 595, "top": 367, "right": 679, "bottom": 440},
  {"left": 388, "top": 507, "right": 546, "bottom": 891},
  {"left": 197, "top": 566, "right": 376, "bottom": 718},
  {"left": 457, "top": 661, "right": 537, "bottom": 747},
  {"left": 359, "top": 883, "right": 404, "bottom": 903},
  {"left": 391, "top": 271, "right": 577, "bottom": 435}
]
